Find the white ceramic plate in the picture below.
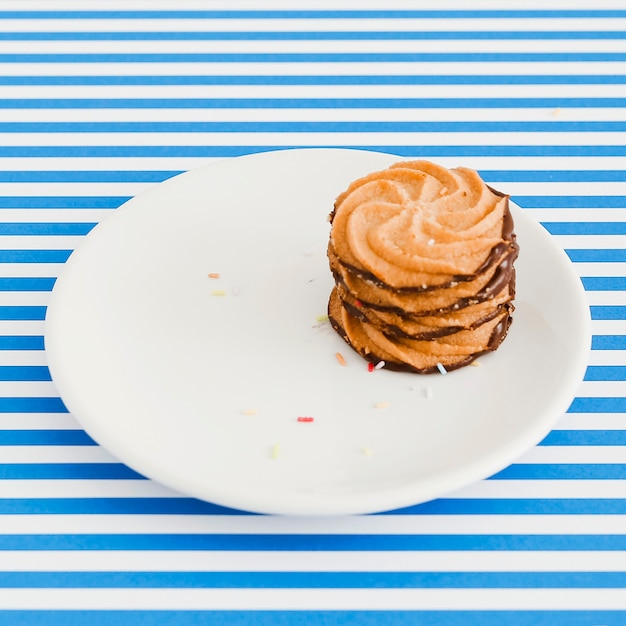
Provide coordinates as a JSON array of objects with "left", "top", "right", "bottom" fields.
[{"left": 45, "top": 148, "right": 590, "bottom": 516}]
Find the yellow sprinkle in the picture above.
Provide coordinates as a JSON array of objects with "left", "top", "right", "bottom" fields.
[
  {"left": 207, "top": 272, "right": 220, "bottom": 279},
  {"left": 362, "top": 447, "right": 373, "bottom": 457},
  {"left": 374, "top": 402, "right": 389, "bottom": 409},
  {"left": 211, "top": 289, "right": 227, "bottom": 296},
  {"left": 470, "top": 360, "right": 482, "bottom": 367},
  {"left": 335, "top": 352, "right": 347, "bottom": 366},
  {"left": 316, "top": 314, "right": 329, "bottom": 323},
  {"left": 242, "top": 409, "right": 257, "bottom": 416},
  {"left": 271, "top": 443, "right": 280, "bottom": 460}
]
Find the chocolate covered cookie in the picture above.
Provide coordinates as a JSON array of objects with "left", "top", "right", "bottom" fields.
[{"left": 327, "top": 160, "right": 519, "bottom": 373}]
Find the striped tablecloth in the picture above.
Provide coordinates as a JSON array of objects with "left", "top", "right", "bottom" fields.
[{"left": 1, "top": 2, "right": 625, "bottom": 624}]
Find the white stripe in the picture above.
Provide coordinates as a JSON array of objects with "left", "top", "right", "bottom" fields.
[
  {"left": 0, "top": 413, "right": 78, "bottom": 428},
  {"left": 0, "top": 156, "right": 624, "bottom": 172},
  {"left": 586, "top": 291, "right": 626, "bottom": 305},
  {"left": 1, "top": 14, "right": 626, "bottom": 32},
  {"left": 518, "top": 446, "right": 626, "bottom": 463},
  {"left": 0, "top": 512, "right": 625, "bottom": 535},
  {"left": 588, "top": 351, "right": 626, "bottom": 366},
  {"left": 557, "top": 412, "right": 626, "bottom": 428},
  {"left": 0, "top": 265, "right": 66, "bottom": 278},
  {"left": 0, "top": 446, "right": 121, "bottom": 463},
  {"left": 3, "top": 61, "right": 626, "bottom": 77},
  {"left": 6, "top": 83, "right": 626, "bottom": 100},
  {"left": 0, "top": 549, "right": 624, "bottom": 573},
  {"left": 0, "top": 351, "right": 49, "bottom": 366},
  {"left": 4, "top": 40, "right": 626, "bottom": 55},
  {"left": 0, "top": 235, "right": 88, "bottom": 249},
  {"left": 575, "top": 381, "right": 626, "bottom": 398},
  {"left": 0, "top": 587, "right": 623, "bottom": 610},
  {"left": 591, "top": 320, "right": 626, "bottom": 335},
  {"left": 0, "top": 382, "right": 60, "bottom": 397},
  {"left": 0, "top": 320, "right": 45, "bottom": 335},
  {"left": 3, "top": 131, "right": 626, "bottom": 146}
]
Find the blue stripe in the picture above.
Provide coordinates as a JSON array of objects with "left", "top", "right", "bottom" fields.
[
  {"left": 567, "top": 249, "right": 626, "bottom": 262},
  {"left": 582, "top": 277, "right": 626, "bottom": 290},
  {"left": 0, "top": 611, "right": 624, "bottom": 626},
  {"left": 590, "top": 306, "right": 626, "bottom": 320},
  {"left": 540, "top": 431, "right": 626, "bottom": 446},
  {"left": 2, "top": 121, "right": 626, "bottom": 132},
  {"left": 0, "top": 223, "right": 96, "bottom": 235},
  {"left": 5, "top": 97, "right": 626, "bottom": 109},
  {"left": 3, "top": 497, "right": 626, "bottom": 516},
  {"left": 2, "top": 52, "right": 625, "bottom": 63},
  {"left": 0, "top": 197, "right": 125, "bottom": 209},
  {"left": 0, "top": 366, "right": 50, "bottom": 381},
  {"left": 569, "top": 397, "right": 626, "bottom": 412},
  {"left": 0, "top": 464, "right": 142, "bottom": 479},
  {"left": 0, "top": 250, "right": 70, "bottom": 263},
  {"left": 0, "top": 498, "right": 244, "bottom": 515},
  {"left": 491, "top": 464, "right": 626, "bottom": 480},
  {"left": 0, "top": 430, "right": 93, "bottom": 445},
  {"left": 1, "top": 533, "right": 625, "bottom": 550},
  {"left": 544, "top": 222, "right": 626, "bottom": 235},
  {"left": 488, "top": 171, "right": 626, "bottom": 183},
  {"left": 3, "top": 74, "right": 626, "bottom": 86},
  {"left": 519, "top": 197, "right": 626, "bottom": 209},
  {"left": 585, "top": 365, "right": 626, "bottom": 381},
  {"left": 3, "top": 146, "right": 626, "bottom": 158},
  {"left": 592, "top": 335, "right": 626, "bottom": 349},
  {"left": 0, "top": 307, "right": 47, "bottom": 321},
  {"left": 0, "top": 336, "right": 44, "bottom": 350},
  {"left": 2, "top": 30, "right": 625, "bottom": 41},
  {"left": 0, "top": 170, "right": 621, "bottom": 185},
  {"left": 0, "top": 278, "right": 55, "bottom": 291},
  {"left": 1, "top": 10, "right": 625, "bottom": 18},
  {"left": 0, "top": 398, "right": 67, "bottom": 413},
  {"left": 0, "top": 171, "right": 177, "bottom": 183},
  {"left": 0, "top": 571, "right": 623, "bottom": 589}
]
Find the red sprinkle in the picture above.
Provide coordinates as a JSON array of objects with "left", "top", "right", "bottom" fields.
[
  {"left": 355, "top": 300, "right": 362, "bottom": 308},
  {"left": 368, "top": 362, "right": 375, "bottom": 372},
  {"left": 297, "top": 416, "right": 315, "bottom": 423}
]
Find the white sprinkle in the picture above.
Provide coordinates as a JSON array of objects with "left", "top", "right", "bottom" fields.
[
  {"left": 231, "top": 285, "right": 240, "bottom": 296},
  {"left": 374, "top": 360, "right": 386, "bottom": 370},
  {"left": 424, "top": 386, "right": 433, "bottom": 399},
  {"left": 374, "top": 402, "right": 389, "bottom": 409},
  {"left": 409, "top": 385, "right": 419, "bottom": 391},
  {"left": 427, "top": 238, "right": 435, "bottom": 246},
  {"left": 361, "top": 447, "right": 373, "bottom": 457},
  {"left": 303, "top": 251, "right": 313, "bottom": 257},
  {"left": 436, "top": 362, "right": 448, "bottom": 375}
]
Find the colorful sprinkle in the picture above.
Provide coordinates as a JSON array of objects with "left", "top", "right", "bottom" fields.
[
  {"left": 424, "top": 386, "right": 433, "bottom": 399},
  {"left": 374, "top": 402, "right": 389, "bottom": 409},
  {"left": 211, "top": 289, "right": 227, "bottom": 296},
  {"left": 368, "top": 362, "right": 375, "bottom": 372},
  {"left": 207, "top": 272, "right": 220, "bottom": 279},
  {"left": 271, "top": 443, "right": 280, "bottom": 460},
  {"left": 297, "top": 416, "right": 315, "bottom": 423},
  {"left": 361, "top": 447, "right": 373, "bottom": 457},
  {"left": 436, "top": 362, "right": 448, "bottom": 375},
  {"left": 470, "top": 360, "right": 482, "bottom": 367},
  {"left": 335, "top": 352, "right": 347, "bottom": 366},
  {"left": 374, "top": 360, "right": 386, "bottom": 370},
  {"left": 355, "top": 300, "right": 362, "bottom": 308},
  {"left": 316, "top": 314, "right": 329, "bottom": 323},
  {"left": 242, "top": 409, "right": 257, "bottom": 416}
]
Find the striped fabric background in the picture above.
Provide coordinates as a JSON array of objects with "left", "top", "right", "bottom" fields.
[{"left": 1, "top": 2, "right": 626, "bottom": 624}]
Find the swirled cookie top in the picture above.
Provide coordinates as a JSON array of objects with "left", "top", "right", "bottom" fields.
[{"left": 329, "top": 161, "right": 511, "bottom": 289}]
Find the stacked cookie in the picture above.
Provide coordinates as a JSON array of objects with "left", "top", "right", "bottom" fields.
[{"left": 327, "top": 160, "right": 519, "bottom": 373}]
